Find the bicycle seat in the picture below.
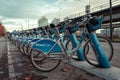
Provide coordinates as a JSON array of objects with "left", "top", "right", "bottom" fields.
[
  {"left": 45, "top": 26, "right": 50, "bottom": 32},
  {"left": 50, "top": 24, "right": 56, "bottom": 29},
  {"left": 33, "top": 28, "right": 37, "bottom": 32},
  {"left": 26, "top": 32, "right": 30, "bottom": 36},
  {"left": 86, "top": 16, "right": 102, "bottom": 33},
  {"left": 38, "top": 27, "right": 43, "bottom": 30},
  {"left": 59, "top": 25, "right": 66, "bottom": 33},
  {"left": 45, "top": 26, "right": 49, "bottom": 29}
]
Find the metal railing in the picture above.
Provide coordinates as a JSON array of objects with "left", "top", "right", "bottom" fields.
[
  {"left": 91, "top": 0, "right": 120, "bottom": 12},
  {"left": 66, "top": 0, "right": 120, "bottom": 19}
]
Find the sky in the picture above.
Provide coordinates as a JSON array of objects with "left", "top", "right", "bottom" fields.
[{"left": 0, "top": 0, "right": 113, "bottom": 32}]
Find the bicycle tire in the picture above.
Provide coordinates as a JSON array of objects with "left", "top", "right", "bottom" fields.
[
  {"left": 27, "top": 44, "right": 32, "bottom": 55},
  {"left": 65, "top": 39, "right": 73, "bottom": 50},
  {"left": 30, "top": 49, "right": 61, "bottom": 72},
  {"left": 83, "top": 36, "right": 114, "bottom": 67},
  {"left": 65, "top": 38, "right": 89, "bottom": 60},
  {"left": 19, "top": 44, "right": 26, "bottom": 55},
  {"left": 23, "top": 44, "right": 29, "bottom": 56}
]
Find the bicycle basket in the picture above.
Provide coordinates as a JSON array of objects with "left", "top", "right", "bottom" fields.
[
  {"left": 86, "top": 16, "right": 102, "bottom": 33},
  {"left": 68, "top": 22, "right": 80, "bottom": 34}
]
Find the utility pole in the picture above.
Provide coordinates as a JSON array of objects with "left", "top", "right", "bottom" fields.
[
  {"left": 85, "top": 0, "right": 90, "bottom": 15},
  {"left": 25, "top": 20, "right": 29, "bottom": 30},
  {"left": 59, "top": 8, "right": 62, "bottom": 19},
  {"left": 110, "top": 0, "right": 113, "bottom": 40},
  {"left": 20, "top": 24, "right": 23, "bottom": 30}
]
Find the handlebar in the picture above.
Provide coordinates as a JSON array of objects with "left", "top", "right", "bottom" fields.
[{"left": 11, "top": 15, "right": 102, "bottom": 37}]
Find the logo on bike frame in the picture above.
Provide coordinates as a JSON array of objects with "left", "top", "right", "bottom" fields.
[{"left": 36, "top": 43, "right": 51, "bottom": 47}]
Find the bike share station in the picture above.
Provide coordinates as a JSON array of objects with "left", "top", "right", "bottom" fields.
[
  {"left": 9, "top": 6, "right": 120, "bottom": 80},
  {"left": 66, "top": 6, "right": 120, "bottom": 80}
]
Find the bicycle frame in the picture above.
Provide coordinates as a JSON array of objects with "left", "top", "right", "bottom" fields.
[
  {"left": 69, "top": 17, "right": 111, "bottom": 68},
  {"left": 31, "top": 27, "right": 86, "bottom": 59},
  {"left": 10, "top": 16, "right": 111, "bottom": 69}
]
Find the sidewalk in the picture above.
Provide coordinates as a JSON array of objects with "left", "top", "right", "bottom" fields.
[
  {"left": 6, "top": 40, "right": 103, "bottom": 80},
  {"left": 67, "top": 60, "right": 120, "bottom": 80}
]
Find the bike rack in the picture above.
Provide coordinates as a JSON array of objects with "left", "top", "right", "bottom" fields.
[
  {"left": 89, "top": 33, "right": 111, "bottom": 68},
  {"left": 70, "top": 34, "right": 85, "bottom": 61}
]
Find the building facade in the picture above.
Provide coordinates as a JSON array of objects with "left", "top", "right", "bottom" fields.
[
  {"left": 38, "top": 16, "right": 48, "bottom": 27},
  {"left": 52, "top": 17, "right": 60, "bottom": 24}
]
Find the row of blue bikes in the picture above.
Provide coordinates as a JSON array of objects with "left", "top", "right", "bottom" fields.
[{"left": 8, "top": 16, "right": 114, "bottom": 72}]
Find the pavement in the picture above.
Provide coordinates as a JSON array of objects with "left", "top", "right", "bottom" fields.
[
  {"left": 0, "top": 37, "right": 120, "bottom": 80},
  {"left": 0, "top": 37, "right": 103, "bottom": 80},
  {"left": 0, "top": 37, "right": 9, "bottom": 79},
  {"left": 110, "top": 42, "right": 120, "bottom": 67},
  {"left": 67, "top": 60, "right": 120, "bottom": 80}
]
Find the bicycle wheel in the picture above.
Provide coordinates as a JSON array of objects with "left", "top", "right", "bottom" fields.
[
  {"left": 23, "top": 44, "right": 29, "bottom": 56},
  {"left": 83, "top": 36, "right": 114, "bottom": 67},
  {"left": 65, "top": 39, "right": 73, "bottom": 50},
  {"left": 30, "top": 49, "right": 61, "bottom": 72},
  {"left": 65, "top": 38, "right": 89, "bottom": 60},
  {"left": 27, "top": 44, "right": 33, "bottom": 55},
  {"left": 19, "top": 44, "right": 25, "bottom": 55}
]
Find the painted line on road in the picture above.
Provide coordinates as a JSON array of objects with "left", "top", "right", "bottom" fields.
[{"left": 7, "top": 41, "right": 16, "bottom": 80}]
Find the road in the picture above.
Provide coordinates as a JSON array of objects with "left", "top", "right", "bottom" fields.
[
  {"left": 111, "top": 42, "right": 120, "bottom": 68},
  {"left": 0, "top": 37, "right": 6, "bottom": 58},
  {"left": 86, "top": 41, "right": 120, "bottom": 68},
  {"left": 0, "top": 37, "right": 9, "bottom": 79}
]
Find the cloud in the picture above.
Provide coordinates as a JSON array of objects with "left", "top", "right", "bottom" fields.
[
  {"left": 0, "top": 0, "right": 115, "bottom": 32},
  {"left": 3, "top": 22, "right": 15, "bottom": 25},
  {"left": 55, "top": 0, "right": 81, "bottom": 5},
  {"left": 0, "top": 0, "right": 110, "bottom": 20},
  {"left": 0, "top": 16, "right": 6, "bottom": 22},
  {"left": 0, "top": 0, "right": 85, "bottom": 20},
  {"left": 0, "top": 0, "right": 45, "bottom": 18}
]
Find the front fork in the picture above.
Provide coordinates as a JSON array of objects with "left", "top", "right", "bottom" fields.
[{"left": 88, "top": 33, "right": 111, "bottom": 68}]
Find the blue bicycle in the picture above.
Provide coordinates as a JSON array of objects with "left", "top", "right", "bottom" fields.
[{"left": 30, "top": 16, "right": 113, "bottom": 72}]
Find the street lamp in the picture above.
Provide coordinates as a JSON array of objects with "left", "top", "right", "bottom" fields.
[
  {"left": 25, "top": 20, "right": 29, "bottom": 30},
  {"left": 59, "top": 8, "right": 62, "bottom": 19},
  {"left": 19, "top": 24, "right": 23, "bottom": 30},
  {"left": 88, "top": 0, "right": 90, "bottom": 6},
  {"left": 85, "top": 0, "right": 90, "bottom": 15}
]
